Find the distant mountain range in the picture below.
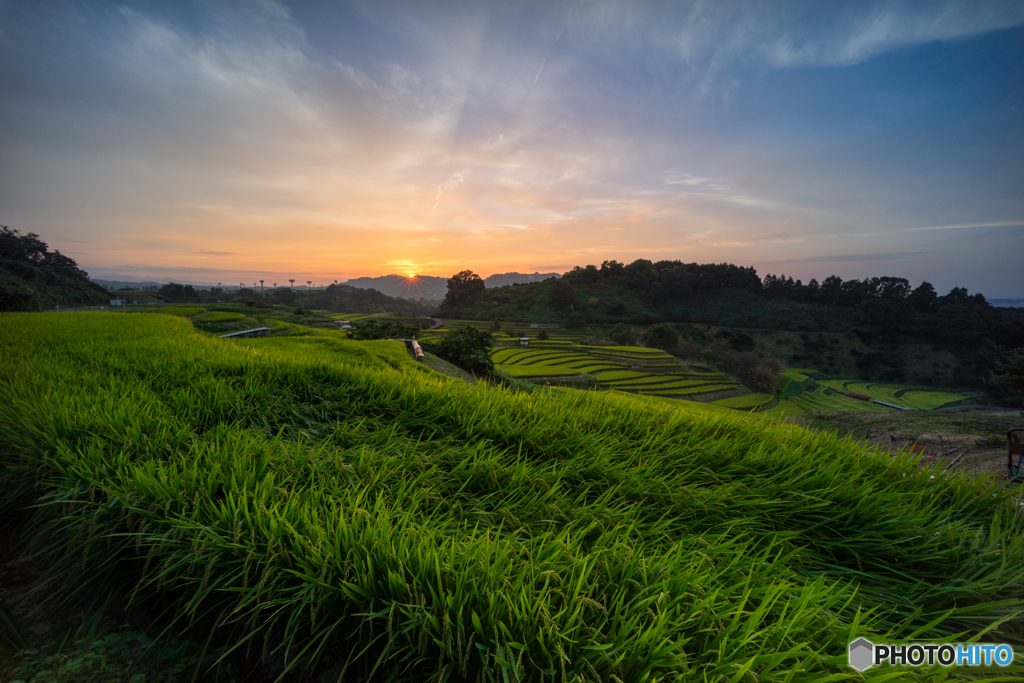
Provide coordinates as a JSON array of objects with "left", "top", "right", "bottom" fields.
[{"left": 342, "top": 272, "right": 561, "bottom": 300}]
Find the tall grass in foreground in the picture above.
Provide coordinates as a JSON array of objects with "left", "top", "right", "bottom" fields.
[{"left": 1, "top": 312, "right": 1023, "bottom": 682}]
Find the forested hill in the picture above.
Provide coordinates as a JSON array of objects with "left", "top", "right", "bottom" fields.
[
  {"left": 0, "top": 226, "right": 109, "bottom": 311},
  {"left": 439, "top": 259, "right": 1024, "bottom": 387}
]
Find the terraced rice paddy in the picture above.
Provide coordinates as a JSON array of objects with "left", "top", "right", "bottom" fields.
[
  {"left": 711, "top": 393, "right": 776, "bottom": 410},
  {"left": 3, "top": 313, "right": 1023, "bottom": 681},
  {"left": 790, "top": 385, "right": 889, "bottom": 413},
  {"left": 490, "top": 344, "right": 739, "bottom": 399},
  {"left": 195, "top": 311, "right": 246, "bottom": 323},
  {"left": 818, "top": 380, "right": 977, "bottom": 410},
  {"left": 140, "top": 306, "right": 207, "bottom": 317}
]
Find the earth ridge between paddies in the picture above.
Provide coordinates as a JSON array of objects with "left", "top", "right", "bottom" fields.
[{"left": 1, "top": 312, "right": 1023, "bottom": 682}]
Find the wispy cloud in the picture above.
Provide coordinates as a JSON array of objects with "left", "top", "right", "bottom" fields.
[
  {"left": 654, "top": 0, "right": 1024, "bottom": 69},
  {"left": 897, "top": 220, "right": 1024, "bottom": 233},
  {"left": 434, "top": 170, "right": 469, "bottom": 208},
  {"left": 1, "top": 1, "right": 1021, "bottom": 296},
  {"left": 665, "top": 176, "right": 708, "bottom": 186},
  {"left": 760, "top": 251, "right": 932, "bottom": 265}
]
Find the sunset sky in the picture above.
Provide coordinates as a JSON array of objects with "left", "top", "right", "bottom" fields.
[{"left": 1, "top": 0, "right": 1023, "bottom": 296}]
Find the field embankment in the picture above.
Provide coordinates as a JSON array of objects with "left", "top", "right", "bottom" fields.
[{"left": 2, "top": 313, "right": 1024, "bottom": 681}]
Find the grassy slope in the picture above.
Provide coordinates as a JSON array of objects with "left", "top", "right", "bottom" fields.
[{"left": 2, "top": 313, "right": 1023, "bottom": 681}]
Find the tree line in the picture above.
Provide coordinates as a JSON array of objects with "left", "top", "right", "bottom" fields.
[{"left": 0, "top": 226, "right": 109, "bottom": 310}]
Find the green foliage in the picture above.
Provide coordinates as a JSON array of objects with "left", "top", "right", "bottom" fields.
[
  {"left": 643, "top": 323, "right": 679, "bottom": 349},
  {"left": 536, "top": 328, "right": 549, "bottom": 340},
  {"left": 547, "top": 278, "right": 578, "bottom": 314},
  {"left": 270, "top": 287, "right": 299, "bottom": 307},
  {"left": 422, "top": 325, "right": 494, "bottom": 374},
  {"left": 712, "top": 393, "right": 775, "bottom": 410},
  {"left": 0, "top": 267, "right": 42, "bottom": 311},
  {"left": 606, "top": 322, "right": 635, "bottom": 346},
  {"left": 990, "top": 347, "right": 1024, "bottom": 395},
  {"left": 0, "top": 226, "right": 109, "bottom": 311},
  {"left": 349, "top": 319, "right": 419, "bottom": 340},
  {"left": 11, "top": 625, "right": 236, "bottom": 683},
  {"left": 3, "top": 314, "right": 1024, "bottom": 681},
  {"left": 137, "top": 307, "right": 206, "bottom": 317},
  {"left": 497, "top": 363, "right": 579, "bottom": 377},
  {"left": 196, "top": 311, "right": 245, "bottom": 323},
  {"left": 440, "top": 270, "right": 486, "bottom": 312},
  {"left": 157, "top": 283, "right": 202, "bottom": 304}
]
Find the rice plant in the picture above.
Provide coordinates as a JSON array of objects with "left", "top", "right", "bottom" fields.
[{"left": 1, "top": 312, "right": 1023, "bottom": 682}]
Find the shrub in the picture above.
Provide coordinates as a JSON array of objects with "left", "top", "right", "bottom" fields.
[
  {"left": 676, "top": 342, "right": 703, "bottom": 358},
  {"left": 537, "top": 329, "right": 549, "bottom": 341},
  {"left": 422, "top": 326, "right": 494, "bottom": 375},
  {"left": 350, "top": 319, "right": 419, "bottom": 340},
  {"left": 564, "top": 311, "right": 586, "bottom": 329},
  {"left": 708, "top": 348, "right": 784, "bottom": 394},
  {"left": 644, "top": 323, "right": 679, "bottom": 350},
  {"left": 606, "top": 323, "right": 635, "bottom": 346}
]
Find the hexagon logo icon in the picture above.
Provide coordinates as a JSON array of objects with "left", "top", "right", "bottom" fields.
[{"left": 849, "top": 638, "right": 874, "bottom": 671}]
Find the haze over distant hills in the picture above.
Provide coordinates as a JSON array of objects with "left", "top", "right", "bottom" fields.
[{"left": 342, "top": 272, "right": 561, "bottom": 300}]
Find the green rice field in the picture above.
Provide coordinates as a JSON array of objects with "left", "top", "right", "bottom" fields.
[
  {"left": 2, "top": 312, "right": 1023, "bottom": 680},
  {"left": 490, "top": 344, "right": 739, "bottom": 400},
  {"left": 710, "top": 393, "right": 776, "bottom": 410},
  {"left": 790, "top": 385, "right": 889, "bottom": 413},
  {"left": 195, "top": 311, "right": 247, "bottom": 323},
  {"left": 818, "top": 380, "right": 978, "bottom": 410}
]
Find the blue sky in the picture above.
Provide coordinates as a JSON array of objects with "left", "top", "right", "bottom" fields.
[{"left": 1, "top": 0, "right": 1022, "bottom": 296}]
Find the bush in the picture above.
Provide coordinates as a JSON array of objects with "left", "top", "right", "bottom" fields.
[
  {"left": 564, "top": 311, "right": 586, "bottom": 329},
  {"left": 644, "top": 323, "right": 679, "bottom": 349},
  {"left": 606, "top": 323, "right": 635, "bottom": 346},
  {"left": 708, "top": 348, "right": 784, "bottom": 394},
  {"left": 537, "top": 329, "right": 549, "bottom": 341},
  {"left": 422, "top": 326, "right": 494, "bottom": 375},
  {"left": 350, "top": 319, "right": 419, "bottom": 340},
  {"left": 675, "top": 342, "right": 703, "bottom": 358}
]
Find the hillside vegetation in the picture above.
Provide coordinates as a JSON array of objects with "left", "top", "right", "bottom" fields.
[
  {"left": 0, "top": 226, "right": 109, "bottom": 310},
  {"left": 2, "top": 312, "right": 1023, "bottom": 681},
  {"left": 436, "top": 261, "right": 1024, "bottom": 400}
]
